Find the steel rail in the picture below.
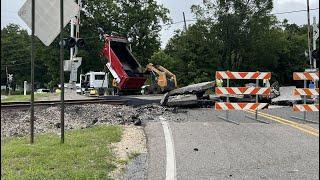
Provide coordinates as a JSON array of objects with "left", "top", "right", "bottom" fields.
[{"left": 1, "top": 99, "right": 126, "bottom": 109}]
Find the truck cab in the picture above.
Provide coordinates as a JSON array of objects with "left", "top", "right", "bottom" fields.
[{"left": 80, "top": 72, "right": 108, "bottom": 96}]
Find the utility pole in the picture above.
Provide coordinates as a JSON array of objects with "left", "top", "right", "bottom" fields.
[
  {"left": 30, "top": 0, "right": 35, "bottom": 144},
  {"left": 312, "top": 17, "right": 318, "bottom": 69},
  {"left": 68, "top": 0, "right": 82, "bottom": 87},
  {"left": 60, "top": 0, "right": 65, "bottom": 144},
  {"left": 70, "top": 18, "right": 74, "bottom": 61},
  {"left": 183, "top": 12, "right": 187, "bottom": 31},
  {"left": 75, "top": 0, "right": 81, "bottom": 56},
  {"left": 5, "top": 66, "right": 8, "bottom": 95},
  {"left": 307, "top": 0, "right": 312, "bottom": 69},
  {"left": 69, "top": 0, "right": 81, "bottom": 61},
  {"left": 69, "top": 15, "right": 75, "bottom": 89}
]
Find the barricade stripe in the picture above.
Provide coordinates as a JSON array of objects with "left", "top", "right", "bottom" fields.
[
  {"left": 251, "top": 72, "right": 259, "bottom": 79},
  {"left": 305, "top": 105, "right": 313, "bottom": 112},
  {"left": 311, "top": 105, "right": 319, "bottom": 111},
  {"left": 226, "top": 103, "right": 235, "bottom": 110},
  {"left": 305, "top": 73, "right": 313, "bottom": 80},
  {"left": 215, "top": 87, "right": 270, "bottom": 95},
  {"left": 215, "top": 103, "right": 268, "bottom": 110},
  {"left": 231, "top": 72, "right": 240, "bottom": 79},
  {"left": 293, "top": 72, "right": 319, "bottom": 80},
  {"left": 252, "top": 103, "right": 259, "bottom": 110},
  {"left": 216, "top": 103, "right": 222, "bottom": 110},
  {"left": 243, "top": 103, "right": 250, "bottom": 109},
  {"left": 293, "top": 104, "right": 319, "bottom": 112},
  {"left": 294, "top": 88, "right": 319, "bottom": 96},
  {"left": 216, "top": 71, "right": 271, "bottom": 80},
  {"left": 311, "top": 73, "right": 319, "bottom": 80},
  {"left": 233, "top": 88, "right": 242, "bottom": 94}
]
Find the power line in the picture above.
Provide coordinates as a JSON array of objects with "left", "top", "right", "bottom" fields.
[
  {"left": 162, "top": 8, "right": 320, "bottom": 26},
  {"left": 162, "top": 20, "right": 196, "bottom": 27},
  {"left": 273, "top": 8, "right": 319, "bottom": 15},
  {"left": 2, "top": 7, "right": 319, "bottom": 38}
]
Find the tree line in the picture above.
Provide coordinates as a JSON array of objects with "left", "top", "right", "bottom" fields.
[{"left": 1, "top": 0, "right": 317, "bottom": 91}]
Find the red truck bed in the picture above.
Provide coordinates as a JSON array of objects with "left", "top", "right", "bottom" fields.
[{"left": 102, "top": 35, "right": 147, "bottom": 90}]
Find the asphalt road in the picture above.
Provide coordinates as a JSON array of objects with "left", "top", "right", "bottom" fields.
[{"left": 145, "top": 107, "right": 319, "bottom": 180}]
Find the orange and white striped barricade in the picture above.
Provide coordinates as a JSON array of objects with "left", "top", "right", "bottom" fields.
[
  {"left": 215, "top": 71, "right": 271, "bottom": 124},
  {"left": 291, "top": 71, "right": 319, "bottom": 123}
]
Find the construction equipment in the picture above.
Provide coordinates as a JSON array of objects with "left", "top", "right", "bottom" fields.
[
  {"left": 79, "top": 71, "right": 108, "bottom": 96},
  {"left": 100, "top": 31, "right": 147, "bottom": 92},
  {"left": 143, "top": 63, "right": 177, "bottom": 94}
]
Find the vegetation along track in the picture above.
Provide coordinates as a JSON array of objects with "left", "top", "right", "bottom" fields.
[{"left": 1, "top": 99, "right": 127, "bottom": 110}]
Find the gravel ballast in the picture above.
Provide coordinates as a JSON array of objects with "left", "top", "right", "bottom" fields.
[{"left": 1, "top": 104, "right": 175, "bottom": 138}]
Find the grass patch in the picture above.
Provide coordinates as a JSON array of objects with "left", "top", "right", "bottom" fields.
[
  {"left": 1, "top": 125, "right": 123, "bottom": 179},
  {"left": 2, "top": 93, "right": 59, "bottom": 102}
]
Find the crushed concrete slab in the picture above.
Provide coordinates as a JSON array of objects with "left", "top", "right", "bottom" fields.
[
  {"left": 167, "top": 81, "right": 215, "bottom": 96},
  {"left": 271, "top": 86, "right": 301, "bottom": 105},
  {"left": 161, "top": 81, "right": 215, "bottom": 106},
  {"left": 166, "top": 94, "right": 198, "bottom": 107}
]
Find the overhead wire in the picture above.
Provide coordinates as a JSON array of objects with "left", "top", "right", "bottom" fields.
[
  {"left": 1, "top": 7, "right": 319, "bottom": 51},
  {"left": 3, "top": 7, "right": 318, "bottom": 30},
  {"left": 273, "top": 7, "right": 319, "bottom": 15},
  {"left": 161, "top": 7, "right": 319, "bottom": 26}
]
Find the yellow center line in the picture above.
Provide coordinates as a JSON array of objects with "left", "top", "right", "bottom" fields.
[
  {"left": 249, "top": 110, "right": 319, "bottom": 133},
  {"left": 245, "top": 110, "right": 319, "bottom": 137}
]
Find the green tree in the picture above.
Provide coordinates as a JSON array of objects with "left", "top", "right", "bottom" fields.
[
  {"left": 1, "top": 0, "right": 170, "bottom": 89},
  {"left": 1, "top": 24, "right": 31, "bottom": 88},
  {"left": 163, "top": 0, "right": 311, "bottom": 86},
  {"left": 80, "top": 0, "right": 170, "bottom": 73}
]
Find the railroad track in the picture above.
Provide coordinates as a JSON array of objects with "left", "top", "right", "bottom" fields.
[{"left": 1, "top": 99, "right": 127, "bottom": 109}]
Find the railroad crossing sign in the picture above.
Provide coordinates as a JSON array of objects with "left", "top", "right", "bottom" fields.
[
  {"left": 7, "top": 74, "right": 13, "bottom": 83},
  {"left": 18, "top": 0, "right": 78, "bottom": 46}
]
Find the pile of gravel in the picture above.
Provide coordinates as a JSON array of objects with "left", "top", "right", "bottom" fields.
[{"left": 1, "top": 104, "right": 174, "bottom": 137}]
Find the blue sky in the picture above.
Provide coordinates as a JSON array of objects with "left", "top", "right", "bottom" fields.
[{"left": 1, "top": 0, "right": 319, "bottom": 48}]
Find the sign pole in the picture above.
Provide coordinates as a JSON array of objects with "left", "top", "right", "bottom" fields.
[
  {"left": 60, "top": 0, "right": 65, "bottom": 143},
  {"left": 307, "top": 0, "right": 312, "bottom": 69},
  {"left": 312, "top": 17, "right": 318, "bottom": 69},
  {"left": 226, "top": 78, "right": 229, "bottom": 121},
  {"left": 255, "top": 79, "right": 259, "bottom": 120},
  {"left": 30, "top": 0, "right": 35, "bottom": 144},
  {"left": 303, "top": 79, "right": 307, "bottom": 121}
]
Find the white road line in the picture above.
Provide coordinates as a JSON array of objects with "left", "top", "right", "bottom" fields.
[{"left": 160, "top": 116, "right": 176, "bottom": 180}]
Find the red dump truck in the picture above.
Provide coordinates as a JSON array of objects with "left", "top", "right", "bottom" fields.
[{"left": 101, "top": 33, "right": 147, "bottom": 91}]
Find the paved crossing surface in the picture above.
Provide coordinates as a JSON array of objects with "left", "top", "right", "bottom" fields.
[{"left": 145, "top": 107, "right": 319, "bottom": 180}]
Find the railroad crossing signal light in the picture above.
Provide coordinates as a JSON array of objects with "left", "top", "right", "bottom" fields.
[
  {"left": 76, "top": 38, "right": 85, "bottom": 48},
  {"left": 66, "top": 37, "right": 77, "bottom": 48},
  {"left": 60, "top": 37, "right": 85, "bottom": 48}
]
